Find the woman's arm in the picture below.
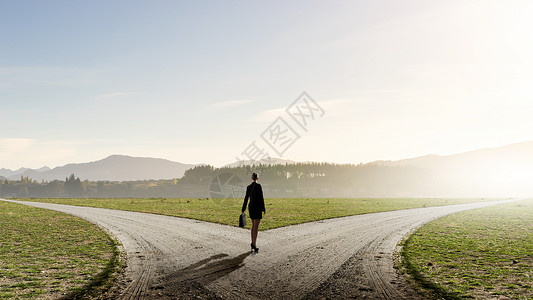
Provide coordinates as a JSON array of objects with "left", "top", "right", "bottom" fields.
[
  {"left": 258, "top": 184, "right": 266, "bottom": 213},
  {"left": 242, "top": 185, "right": 250, "bottom": 212}
]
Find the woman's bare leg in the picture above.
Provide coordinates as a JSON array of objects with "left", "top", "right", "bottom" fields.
[
  {"left": 251, "top": 219, "right": 261, "bottom": 247},
  {"left": 251, "top": 219, "right": 257, "bottom": 246}
]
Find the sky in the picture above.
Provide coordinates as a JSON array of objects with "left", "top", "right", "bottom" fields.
[{"left": 1, "top": 0, "right": 533, "bottom": 170}]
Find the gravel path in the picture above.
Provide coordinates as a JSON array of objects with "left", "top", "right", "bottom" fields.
[{"left": 1, "top": 199, "right": 512, "bottom": 299}]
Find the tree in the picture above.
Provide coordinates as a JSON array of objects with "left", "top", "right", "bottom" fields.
[{"left": 65, "top": 174, "right": 83, "bottom": 196}]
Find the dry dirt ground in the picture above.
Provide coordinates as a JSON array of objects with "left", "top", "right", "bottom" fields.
[{"left": 3, "top": 199, "right": 512, "bottom": 299}]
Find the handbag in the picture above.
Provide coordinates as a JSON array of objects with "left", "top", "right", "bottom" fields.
[{"left": 239, "top": 212, "right": 247, "bottom": 228}]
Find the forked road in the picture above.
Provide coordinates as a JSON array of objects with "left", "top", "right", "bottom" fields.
[{"left": 2, "top": 199, "right": 514, "bottom": 299}]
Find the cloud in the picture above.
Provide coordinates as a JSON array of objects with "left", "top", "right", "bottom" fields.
[
  {"left": 250, "top": 107, "right": 286, "bottom": 123},
  {"left": 0, "top": 138, "right": 36, "bottom": 155},
  {"left": 249, "top": 98, "right": 344, "bottom": 123},
  {"left": 210, "top": 99, "right": 253, "bottom": 108},
  {"left": 0, "top": 139, "right": 92, "bottom": 169},
  {"left": 317, "top": 98, "right": 356, "bottom": 111}
]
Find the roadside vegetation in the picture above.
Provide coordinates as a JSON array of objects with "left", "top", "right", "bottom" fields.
[
  {"left": 401, "top": 198, "right": 533, "bottom": 299},
  {"left": 0, "top": 201, "right": 120, "bottom": 299},
  {"left": 17, "top": 197, "right": 502, "bottom": 230}
]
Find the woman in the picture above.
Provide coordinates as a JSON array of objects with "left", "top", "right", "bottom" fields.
[{"left": 241, "top": 172, "right": 266, "bottom": 252}]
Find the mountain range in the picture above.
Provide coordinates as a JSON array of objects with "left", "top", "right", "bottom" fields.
[
  {"left": 1, "top": 155, "right": 197, "bottom": 182},
  {"left": 1, "top": 141, "right": 533, "bottom": 194},
  {"left": 373, "top": 141, "right": 533, "bottom": 196}
]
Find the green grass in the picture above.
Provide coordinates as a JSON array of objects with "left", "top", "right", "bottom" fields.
[
  {"left": 18, "top": 197, "right": 503, "bottom": 230},
  {"left": 0, "top": 201, "right": 120, "bottom": 299},
  {"left": 401, "top": 198, "right": 533, "bottom": 299}
]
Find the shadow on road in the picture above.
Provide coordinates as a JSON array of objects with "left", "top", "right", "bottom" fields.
[
  {"left": 175, "top": 252, "right": 251, "bottom": 284},
  {"left": 151, "top": 252, "right": 251, "bottom": 299}
]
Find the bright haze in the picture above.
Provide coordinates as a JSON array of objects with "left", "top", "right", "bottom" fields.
[{"left": 1, "top": 1, "right": 532, "bottom": 178}]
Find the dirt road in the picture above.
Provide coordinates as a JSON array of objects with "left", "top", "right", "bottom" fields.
[{"left": 2, "top": 199, "right": 511, "bottom": 299}]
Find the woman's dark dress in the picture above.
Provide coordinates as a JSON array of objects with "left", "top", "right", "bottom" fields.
[{"left": 242, "top": 182, "right": 265, "bottom": 220}]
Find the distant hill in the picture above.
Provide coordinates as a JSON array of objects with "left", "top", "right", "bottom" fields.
[
  {"left": 372, "top": 141, "right": 533, "bottom": 197},
  {"left": 0, "top": 167, "right": 30, "bottom": 178},
  {"left": 2, "top": 141, "right": 532, "bottom": 197},
  {"left": 1, "top": 166, "right": 51, "bottom": 179},
  {"left": 10, "top": 155, "right": 198, "bottom": 182},
  {"left": 35, "top": 166, "right": 52, "bottom": 172},
  {"left": 374, "top": 141, "right": 533, "bottom": 168},
  {"left": 179, "top": 141, "right": 533, "bottom": 198}
]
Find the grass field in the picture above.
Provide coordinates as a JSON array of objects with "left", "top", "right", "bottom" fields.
[
  {"left": 17, "top": 197, "right": 502, "bottom": 230},
  {"left": 0, "top": 201, "right": 120, "bottom": 299},
  {"left": 401, "top": 198, "right": 533, "bottom": 299}
]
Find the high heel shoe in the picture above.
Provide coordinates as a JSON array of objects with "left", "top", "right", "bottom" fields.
[{"left": 251, "top": 243, "right": 259, "bottom": 252}]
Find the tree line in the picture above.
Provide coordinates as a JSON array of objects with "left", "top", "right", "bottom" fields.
[
  {"left": 180, "top": 162, "right": 429, "bottom": 197},
  {"left": 0, "top": 174, "right": 202, "bottom": 198},
  {"left": 0, "top": 162, "right": 430, "bottom": 198}
]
